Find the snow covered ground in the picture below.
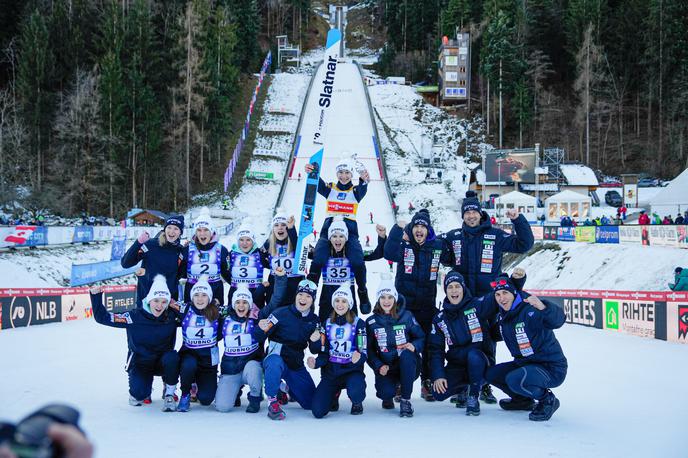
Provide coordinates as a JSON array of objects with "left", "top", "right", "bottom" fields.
[
  {"left": 0, "top": 318, "right": 683, "bottom": 458},
  {"left": 507, "top": 241, "right": 688, "bottom": 291}
]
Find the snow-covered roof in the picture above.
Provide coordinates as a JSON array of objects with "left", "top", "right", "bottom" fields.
[
  {"left": 545, "top": 190, "right": 592, "bottom": 203},
  {"left": 650, "top": 168, "right": 688, "bottom": 206},
  {"left": 560, "top": 164, "right": 599, "bottom": 186},
  {"left": 494, "top": 190, "right": 537, "bottom": 204}
]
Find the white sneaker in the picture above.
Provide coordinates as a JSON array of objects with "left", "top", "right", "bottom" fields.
[
  {"left": 129, "top": 395, "right": 143, "bottom": 406},
  {"left": 162, "top": 395, "right": 177, "bottom": 412}
]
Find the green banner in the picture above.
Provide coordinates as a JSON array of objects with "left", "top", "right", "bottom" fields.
[
  {"left": 245, "top": 170, "right": 274, "bottom": 180},
  {"left": 575, "top": 227, "right": 595, "bottom": 243}
]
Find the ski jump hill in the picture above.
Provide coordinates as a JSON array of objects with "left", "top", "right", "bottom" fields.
[{"left": 275, "top": 55, "right": 396, "bottom": 260}]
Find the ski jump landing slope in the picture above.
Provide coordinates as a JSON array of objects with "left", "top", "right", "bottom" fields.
[{"left": 277, "top": 58, "right": 395, "bottom": 268}]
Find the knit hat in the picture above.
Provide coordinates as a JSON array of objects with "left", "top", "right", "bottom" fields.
[
  {"left": 461, "top": 191, "right": 482, "bottom": 217},
  {"left": 272, "top": 208, "right": 288, "bottom": 227},
  {"left": 237, "top": 226, "right": 255, "bottom": 244},
  {"left": 328, "top": 217, "right": 349, "bottom": 241},
  {"left": 193, "top": 208, "right": 215, "bottom": 235},
  {"left": 190, "top": 275, "right": 213, "bottom": 303},
  {"left": 376, "top": 278, "right": 399, "bottom": 303},
  {"left": 491, "top": 273, "right": 517, "bottom": 296},
  {"left": 145, "top": 274, "right": 171, "bottom": 304},
  {"left": 165, "top": 215, "right": 185, "bottom": 234},
  {"left": 331, "top": 284, "right": 354, "bottom": 310},
  {"left": 297, "top": 279, "right": 318, "bottom": 301},
  {"left": 443, "top": 271, "right": 467, "bottom": 294},
  {"left": 335, "top": 159, "right": 353, "bottom": 174},
  {"left": 411, "top": 209, "right": 431, "bottom": 229},
  {"left": 675, "top": 267, "right": 683, "bottom": 274},
  {"left": 231, "top": 285, "right": 253, "bottom": 310}
]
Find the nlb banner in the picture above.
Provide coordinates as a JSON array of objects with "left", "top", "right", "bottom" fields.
[{"left": 0, "top": 285, "right": 136, "bottom": 330}]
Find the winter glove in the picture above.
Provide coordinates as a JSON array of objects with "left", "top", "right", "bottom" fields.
[
  {"left": 358, "top": 288, "right": 371, "bottom": 315},
  {"left": 137, "top": 231, "right": 150, "bottom": 244}
]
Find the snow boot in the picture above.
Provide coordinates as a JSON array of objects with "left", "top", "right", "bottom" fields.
[
  {"left": 176, "top": 394, "right": 191, "bottom": 412},
  {"left": 160, "top": 383, "right": 178, "bottom": 402},
  {"left": 350, "top": 403, "right": 363, "bottom": 415},
  {"left": 246, "top": 395, "right": 261, "bottom": 413},
  {"left": 190, "top": 383, "right": 198, "bottom": 403},
  {"left": 129, "top": 395, "right": 143, "bottom": 407},
  {"left": 466, "top": 394, "right": 480, "bottom": 416},
  {"left": 234, "top": 386, "right": 243, "bottom": 407},
  {"left": 330, "top": 390, "right": 341, "bottom": 412},
  {"left": 162, "top": 394, "right": 178, "bottom": 412},
  {"left": 480, "top": 384, "right": 497, "bottom": 404},
  {"left": 381, "top": 399, "right": 395, "bottom": 410},
  {"left": 421, "top": 380, "right": 436, "bottom": 402},
  {"left": 393, "top": 384, "right": 402, "bottom": 403},
  {"left": 499, "top": 395, "right": 536, "bottom": 411},
  {"left": 268, "top": 399, "right": 286, "bottom": 420},
  {"left": 455, "top": 387, "right": 468, "bottom": 409},
  {"left": 529, "top": 390, "right": 560, "bottom": 422},
  {"left": 399, "top": 399, "right": 414, "bottom": 418},
  {"left": 276, "top": 389, "right": 289, "bottom": 406}
]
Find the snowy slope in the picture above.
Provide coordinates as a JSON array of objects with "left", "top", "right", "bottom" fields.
[
  {"left": 277, "top": 59, "right": 395, "bottom": 267},
  {"left": 0, "top": 319, "right": 683, "bottom": 458},
  {"left": 507, "top": 242, "right": 688, "bottom": 291}
]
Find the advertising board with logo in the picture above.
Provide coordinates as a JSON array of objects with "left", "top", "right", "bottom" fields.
[
  {"left": 648, "top": 225, "right": 678, "bottom": 247},
  {"left": 0, "top": 294, "right": 62, "bottom": 329},
  {"left": 618, "top": 225, "right": 643, "bottom": 244},
  {"left": 550, "top": 296, "right": 602, "bottom": 328},
  {"left": 603, "top": 299, "right": 654, "bottom": 338},
  {"left": 595, "top": 226, "right": 620, "bottom": 244},
  {"left": 531, "top": 226, "right": 544, "bottom": 240},
  {"left": 543, "top": 226, "right": 558, "bottom": 240},
  {"left": 574, "top": 227, "right": 595, "bottom": 243},
  {"left": 666, "top": 301, "right": 688, "bottom": 344},
  {"left": 0, "top": 286, "right": 135, "bottom": 330},
  {"left": 557, "top": 227, "right": 576, "bottom": 242}
]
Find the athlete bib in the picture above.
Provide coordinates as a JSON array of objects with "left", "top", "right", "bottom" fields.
[
  {"left": 464, "top": 307, "right": 484, "bottom": 343},
  {"left": 230, "top": 251, "right": 263, "bottom": 287},
  {"left": 325, "top": 185, "right": 359, "bottom": 219},
  {"left": 326, "top": 318, "right": 360, "bottom": 364},
  {"left": 270, "top": 245, "right": 300, "bottom": 278},
  {"left": 188, "top": 243, "right": 222, "bottom": 283},
  {"left": 222, "top": 318, "right": 259, "bottom": 357},
  {"left": 514, "top": 321, "right": 534, "bottom": 357},
  {"left": 480, "top": 236, "right": 495, "bottom": 274},
  {"left": 322, "top": 257, "right": 353, "bottom": 286},
  {"left": 181, "top": 309, "right": 219, "bottom": 350}
]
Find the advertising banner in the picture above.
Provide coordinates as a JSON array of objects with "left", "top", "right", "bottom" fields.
[
  {"left": 0, "top": 286, "right": 136, "bottom": 330},
  {"left": 557, "top": 227, "right": 576, "bottom": 242},
  {"left": 483, "top": 150, "right": 536, "bottom": 184},
  {"left": 595, "top": 226, "right": 620, "bottom": 244},
  {"left": 0, "top": 294, "right": 62, "bottom": 329},
  {"left": 619, "top": 225, "right": 643, "bottom": 244},
  {"left": 110, "top": 235, "right": 126, "bottom": 261},
  {"left": 72, "top": 226, "right": 94, "bottom": 243},
  {"left": 623, "top": 184, "right": 638, "bottom": 207},
  {"left": 531, "top": 226, "right": 544, "bottom": 240},
  {"left": 543, "top": 226, "right": 558, "bottom": 240},
  {"left": 648, "top": 225, "right": 678, "bottom": 247},
  {"left": 544, "top": 296, "right": 602, "bottom": 329},
  {"left": 70, "top": 260, "right": 139, "bottom": 287},
  {"left": 574, "top": 227, "right": 595, "bottom": 243},
  {"left": 666, "top": 301, "right": 688, "bottom": 344}
]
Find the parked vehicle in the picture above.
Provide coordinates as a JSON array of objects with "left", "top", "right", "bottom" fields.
[
  {"left": 605, "top": 190, "right": 623, "bottom": 207},
  {"left": 637, "top": 178, "right": 659, "bottom": 187}
]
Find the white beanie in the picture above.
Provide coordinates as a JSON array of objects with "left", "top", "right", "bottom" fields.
[
  {"left": 237, "top": 226, "right": 256, "bottom": 244},
  {"left": 145, "top": 274, "right": 171, "bottom": 304},
  {"left": 190, "top": 275, "right": 213, "bottom": 302},
  {"left": 272, "top": 208, "right": 288, "bottom": 227},
  {"left": 335, "top": 159, "right": 353, "bottom": 174},
  {"left": 376, "top": 278, "right": 398, "bottom": 303},
  {"left": 232, "top": 285, "right": 253, "bottom": 310},
  {"left": 331, "top": 284, "right": 354, "bottom": 310},
  {"left": 328, "top": 217, "right": 349, "bottom": 241},
  {"left": 193, "top": 208, "right": 215, "bottom": 235}
]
